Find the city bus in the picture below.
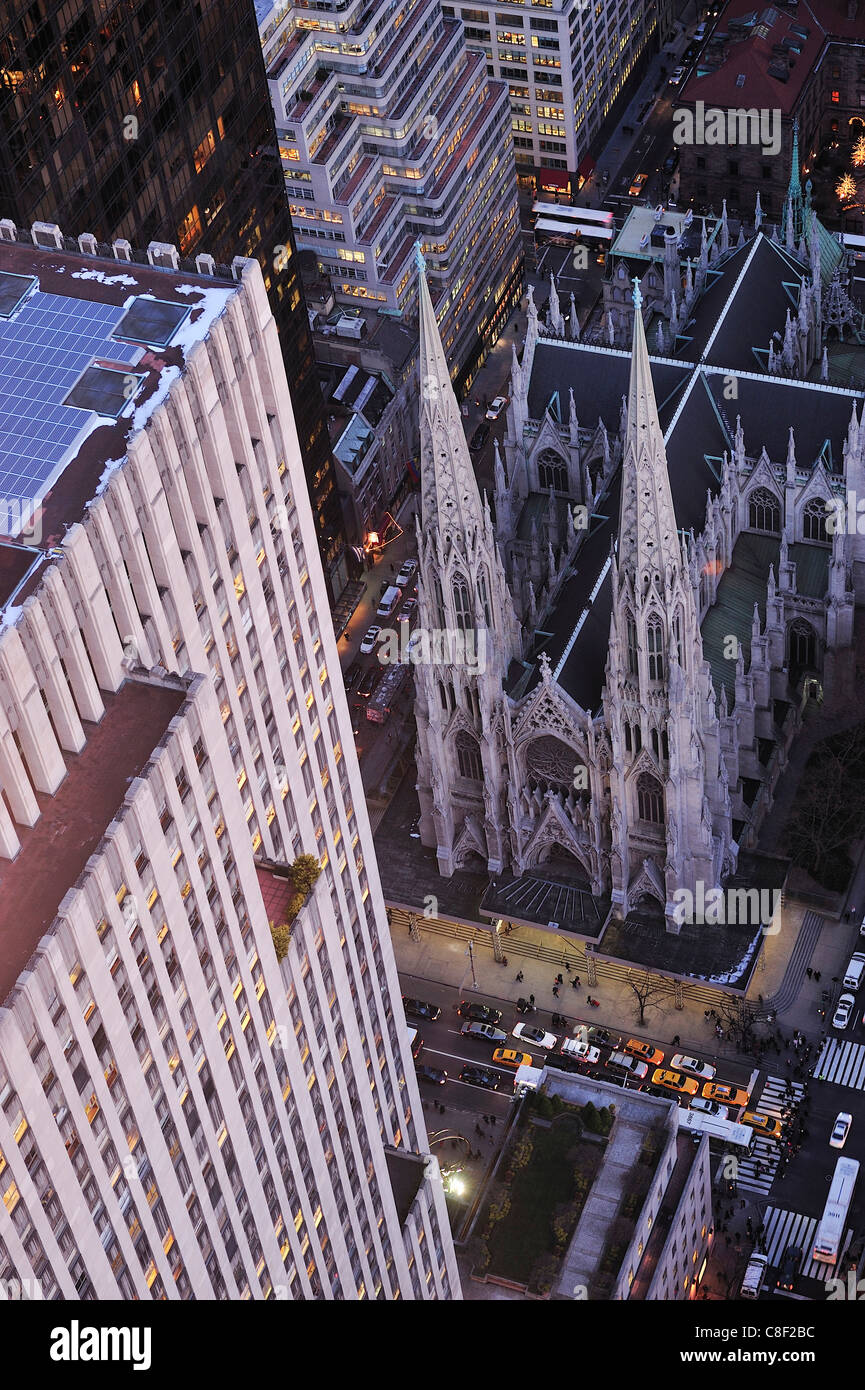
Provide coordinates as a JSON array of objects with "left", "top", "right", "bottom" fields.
[
  {"left": 841, "top": 232, "right": 865, "bottom": 262},
  {"left": 813, "top": 1156, "right": 859, "bottom": 1264}
]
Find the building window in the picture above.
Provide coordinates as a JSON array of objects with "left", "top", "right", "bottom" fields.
[
  {"left": 178, "top": 206, "right": 202, "bottom": 254},
  {"left": 788, "top": 619, "right": 816, "bottom": 673},
  {"left": 646, "top": 619, "right": 664, "bottom": 681},
  {"left": 803, "top": 498, "right": 828, "bottom": 543},
  {"left": 455, "top": 731, "right": 483, "bottom": 782},
  {"left": 831, "top": 90, "right": 840, "bottom": 103},
  {"left": 626, "top": 614, "right": 638, "bottom": 677},
  {"left": 537, "top": 447, "right": 567, "bottom": 492},
  {"left": 452, "top": 577, "right": 471, "bottom": 631},
  {"left": 637, "top": 772, "right": 664, "bottom": 824},
  {"left": 748, "top": 488, "right": 780, "bottom": 534}
]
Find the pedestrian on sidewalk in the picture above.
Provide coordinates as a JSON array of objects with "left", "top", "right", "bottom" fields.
[
  {"left": 555, "top": 973, "right": 564, "bottom": 985},
  {"left": 529, "top": 993, "right": 535, "bottom": 1006},
  {"left": 572, "top": 976, "right": 580, "bottom": 990},
  {"left": 806, "top": 967, "right": 813, "bottom": 980},
  {"left": 553, "top": 984, "right": 560, "bottom": 998},
  {"left": 515, "top": 970, "right": 524, "bottom": 982},
  {"left": 814, "top": 971, "right": 821, "bottom": 982}
]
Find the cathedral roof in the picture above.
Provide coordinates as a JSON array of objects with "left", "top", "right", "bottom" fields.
[{"left": 696, "top": 238, "right": 806, "bottom": 372}]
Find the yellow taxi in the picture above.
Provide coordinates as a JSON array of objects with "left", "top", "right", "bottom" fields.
[
  {"left": 741, "top": 1111, "right": 783, "bottom": 1140},
  {"left": 492, "top": 1048, "right": 533, "bottom": 1070},
  {"left": 625, "top": 1038, "right": 664, "bottom": 1066},
  {"left": 702, "top": 1081, "right": 750, "bottom": 1108},
  {"left": 652, "top": 1068, "right": 699, "bottom": 1096}
]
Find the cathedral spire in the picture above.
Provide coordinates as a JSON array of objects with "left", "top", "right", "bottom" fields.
[
  {"left": 617, "top": 279, "right": 681, "bottom": 587},
  {"left": 416, "top": 241, "right": 487, "bottom": 541}
]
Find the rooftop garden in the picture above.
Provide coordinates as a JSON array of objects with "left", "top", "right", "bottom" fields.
[{"left": 471, "top": 1092, "right": 613, "bottom": 1296}]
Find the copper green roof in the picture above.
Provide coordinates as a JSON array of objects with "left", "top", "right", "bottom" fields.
[{"left": 701, "top": 532, "right": 829, "bottom": 704}]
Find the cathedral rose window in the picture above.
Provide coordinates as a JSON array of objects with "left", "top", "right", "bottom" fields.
[{"left": 525, "top": 735, "right": 582, "bottom": 792}]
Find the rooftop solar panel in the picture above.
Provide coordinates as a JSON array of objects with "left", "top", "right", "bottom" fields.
[{"left": 0, "top": 291, "right": 140, "bottom": 526}]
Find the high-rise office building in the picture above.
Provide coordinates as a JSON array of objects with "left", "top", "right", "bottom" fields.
[
  {"left": 0, "top": 0, "right": 349, "bottom": 599},
  {"left": 443, "top": 0, "right": 670, "bottom": 198},
  {"left": 258, "top": 0, "right": 524, "bottom": 395},
  {"left": 0, "top": 225, "right": 459, "bottom": 1300}
]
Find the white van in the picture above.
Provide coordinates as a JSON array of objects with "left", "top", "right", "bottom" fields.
[
  {"left": 843, "top": 953, "right": 865, "bottom": 991},
  {"left": 376, "top": 585, "right": 402, "bottom": 619},
  {"left": 740, "top": 1252, "right": 768, "bottom": 1299}
]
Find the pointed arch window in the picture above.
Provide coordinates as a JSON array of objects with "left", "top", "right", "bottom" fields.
[
  {"left": 537, "top": 448, "right": 567, "bottom": 493},
  {"left": 803, "top": 498, "right": 828, "bottom": 544},
  {"left": 477, "top": 569, "right": 491, "bottom": 626},
  {"left": 748, "top": 488, "right": 780, "bottom": 534},
  {"left": 626, "top": 614, "right": 638, "bottom": 677},
  {"left": 452, "top": 577, "right": 471, "bottom": 632},
  {"left": 673, "top": 609, "right": 684, "bottom": 669},
  {"left": 637, "top": 771, "right": 664, "bottom": 824},
  {"left": 646, "top": 618, "right": 664, "bottom": 681},
  {"left": 455, "top": 730, "right": 483, "bottom": 782},
  {"left": 788, "top": 618, "right": 816, "bottom": 673},
  {"left": 438, "top": 681, "right": 448, "bottom": 712},
  {"left": 433, "top": 574, "right": 445, "bottom": 628},
  {"left": 624, "top": 723, "right": 632, "bottom": 753}
]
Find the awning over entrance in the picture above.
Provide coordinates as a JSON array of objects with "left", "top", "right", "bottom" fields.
[
  {"left": 577, "top": 153, "right": 596, "bottom": 180},
  {"left": 538, "top": 167, "right": 571, "bottom": 192}
]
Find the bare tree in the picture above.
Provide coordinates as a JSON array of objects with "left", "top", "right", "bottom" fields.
[
  {"left": 785, "top": 722, "right": 865, "bottom": 886},
  {"left": 624, "top": 970, "right": 675, "bottom": 1027}
]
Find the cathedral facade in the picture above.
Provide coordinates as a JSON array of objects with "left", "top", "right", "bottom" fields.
[{"left": 411, "top": 185, "right": 863, "bottom": 934}]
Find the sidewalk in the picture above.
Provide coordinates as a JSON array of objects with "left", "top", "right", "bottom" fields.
[{"left": 390, "top": 891, "right": 859, "bottom": 1070}]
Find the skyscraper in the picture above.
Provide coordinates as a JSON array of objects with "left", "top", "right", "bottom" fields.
[
  {"left": 0, "top": 0, "right": 349, "bottom": 599},
  {"left": 0, "top": 226, "right": 459, "bottom": 1300},
  {"left": 258, "top": 0, "right": 524, "bottom": 395}
]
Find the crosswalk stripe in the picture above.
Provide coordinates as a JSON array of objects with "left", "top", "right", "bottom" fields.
[
  {"left": 730, "top": 1075, "right": 805, "bottom": 1193},
  {"left": 814, "top": 1039, "right": 865, "bottom": 1090},
  {"left": 762, "top": 1206, "right": 854, "bottom": 1282}
]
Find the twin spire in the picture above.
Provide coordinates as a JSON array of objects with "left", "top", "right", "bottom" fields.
[
  {"left": 416, "top": 240, "right": 488, "bottom": 543},
  {"left": 617, "top": 278, "right": 682, "bottom": 589}
]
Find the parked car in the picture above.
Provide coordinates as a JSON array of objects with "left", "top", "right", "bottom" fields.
[
  {"left": 830, "top": 1111, "right": 853, "bottom": 1149},
  {"left": 458, "top": 1000, "right": 502, "bottom": 1024},
  {"left": 415, "top": 1063, "right": 447, "bottom": 1086},
  {"left": 492, "top": 1048, "right": 532, "bottom": 1070},
  {"left": 461, "top": 1021, "right": 508, "bottom": 1044},
  {"left": 775, "top": 1244, "right": 802, "bottom": 1292},
  {"left": 833, "top": 992, "right": 856, "bottom": 1030},
  {"left": 395, "top": 558, "right": 417, "bottom": 587},
  {"left": 356, "top": 667, "right": 378, "bottom": 699},
  {"left": 402, "top": 996, "right": 441, "bottom": 1022},
  {"left": 671, "top": 1053, "right": 716, "bottom": 1081},
  {"left": 689, "top": 1097, "right": 728, "bottom": 1118},
  {"left": 343, "top": 662, "right": 362, "bottom": 691},
  {"left": 469, "top": 421, "right": 490, "bottom": 452},
  {"left": 512, "top": 1022, "right": 557, "bottom": 1050},
  {"left": 668, "top": 66, "right": 686, "bottom": 85},
  {"left": 628, "top": 172, "right": 649, "bottom": 197},
  {"left": 485, "top": 395, "right": 509, "bottom": 420},
  {"left": 652, "top": 1068, "right": 699, "bottom": 1096},
  {"left": 662, "top": 149, "right": 679, "bottom": 176},
  {"left": 459, "top": 1065, "right": 499, "bottom": 1091},
  {"left": 741, "top": 1111, "right": 782, "bottom": 1140},
  {"left": 359, "top": 625, "right": 382, "bottom": 655},
  {"left": 702, "top": 1081, "right": 750, "bottom": 1108},
  {"left": 625, "top": 1038, "right": 664, "bottom": 1066}
]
